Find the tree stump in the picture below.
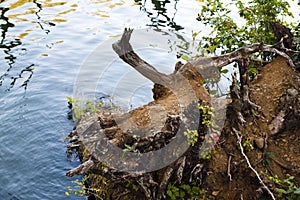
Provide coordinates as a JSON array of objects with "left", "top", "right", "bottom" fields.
[{"left": 66, "top": 29, "right": 299, "bottom": 200}]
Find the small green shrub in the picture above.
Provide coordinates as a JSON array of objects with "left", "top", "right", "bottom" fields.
[
  {"left": 242, "top": 138, "right": 253, "bottom": 151},
  {"left": 268, "top": 175, "right": 300, "bottom": 199},
  {"left": 184, "top": 129, "right": 199, "bottom": 146},
  {"left": 198, "top": 104, "right": 214, "bottom": 128},
  {"left": 66, "top": 96, "right": 103, "bottom": 121},
  {"left": 167, "top": 182, "right": 206, "bottom": 200},
  {"left": 66, "top": 175, "right": 101, "bottom": 198}
]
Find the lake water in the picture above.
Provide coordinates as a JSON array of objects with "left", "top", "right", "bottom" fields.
[{"left": 0, "top": 0, "right": 298, "bottom": 200}]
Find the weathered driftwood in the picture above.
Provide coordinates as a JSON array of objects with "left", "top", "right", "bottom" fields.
[{"left": 66, "top": 28, "right": 297, "bottom": 200}]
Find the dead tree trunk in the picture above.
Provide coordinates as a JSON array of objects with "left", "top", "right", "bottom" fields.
[{"left": 66, "top": 28, "right": 298, "bottom": 200}]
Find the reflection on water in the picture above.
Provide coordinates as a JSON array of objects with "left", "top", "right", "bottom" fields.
[
  {"left": 0, "top": 0, "right": 78, "bottom": 91},
  {"left": 0, "top": 6, "right": 35, "bottom": 90},
  {"left": 82, "top": 0, "right": 125, "bottom": 18},
  {"left": 1, "top": 1, "right": 202, "bottom": 199},
  {"left": 135, "top": 0, "right": 184, "bottom": 30}
]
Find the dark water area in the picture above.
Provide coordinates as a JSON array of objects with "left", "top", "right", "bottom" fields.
[{"left": 0, "top": 0, "right": 298, "bottom": 199}]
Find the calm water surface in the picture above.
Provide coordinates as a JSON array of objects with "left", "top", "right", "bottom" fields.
[
  {"left": 0, "top": 0, "right": 203, "bottom": 199},
  {"left": 0, "top": 0, "right": 298, "bottom": 199}
]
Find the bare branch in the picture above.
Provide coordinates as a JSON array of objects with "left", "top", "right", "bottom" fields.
[
  {"left": 66, "top": 159, "right": 94, "bottom": 177},
  {"left": 189, "top": 41, "right": 295, "bottom": 72},
  {"left": 112, "top": 28, "right": 171, "bottom": 85}
]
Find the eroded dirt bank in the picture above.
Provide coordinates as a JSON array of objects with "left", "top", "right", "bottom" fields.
[{"left": 66, "top": 38, "right": 299, "bottom": 200}]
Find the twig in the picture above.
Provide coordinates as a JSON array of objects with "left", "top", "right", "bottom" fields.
[
  {"left": 227, "top": 155, "right": 232, "bottom": 181},
  {"left": 233, "top": 128, "right": 276, "bottom": 200},
  {"left": 66, "top": 158, "right": 94, "bottom": 177}
]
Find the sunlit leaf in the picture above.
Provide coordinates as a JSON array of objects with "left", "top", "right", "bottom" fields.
[
  {"left": 220, "top": 69, "right": 229, "bottom": 74},
  {"left": 294, "top": 188, "right": 300, "bottom": 194},
  {"left": 181, "top": 55, "right": 189, "bottom": 61}
]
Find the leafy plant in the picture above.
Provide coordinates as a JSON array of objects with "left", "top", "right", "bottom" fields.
[
  {"left": 126, "top": 180, "right": 140, "bottom": 192},
  {"left": 66, "top": 96, "right": 103, "bottom": 121},
  {"left": 264, "top": 151, "right": 276, "bottom": 165},
  {"left": 184, "top": 129, "right": 199, "bottom": 146},
  {"left": 294, "top": 24, "right": 300, "bottom": 65},
  {"left": 197, "top": 0, "right": 295, "bottom": 56},
  {"left": 167, "top": 182, "right": 206, "bottom": 200},
  {"left": 242, "top": 138, "right": 253, "bottom": 151},
  {"left": 123, "top": 144, "right": 132, "bottom": 152},
  {"left": 66, "top": 175, "right": 102, "bottom": 198},
  {"left": 198, "top": 104, "right": 214, "bottom": 128},
  {"left": 268, "top": 175, "right": 300, "bottom": 199},
  {"left": 199, "top": 149, "right": 216, "bottom": 160},
  {"left": 66, "top": 96, "right": 74, "bottom": 109}
]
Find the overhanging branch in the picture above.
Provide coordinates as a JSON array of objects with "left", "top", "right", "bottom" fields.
[{"left": 112, "top": 28, "right": 296, "bottom": 85}]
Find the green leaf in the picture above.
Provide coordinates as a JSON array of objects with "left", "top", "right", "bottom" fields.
[
  {"left": 167, "top": 190, "right": 173, "bottom": 198},
  {"left": 181, "top": 54, "right": 189, "bottom": 61},
  {"left": 294, "top": 187, "right": 300, "bottom": 194},
  {"left": 220, "top": 69, "right": 229, "bottom": 74},
  {"left": 209, "top": 90, "right": 217, "bottom": 95},
  {"left": 180, "top": 190, "right": 185, "bottom": 198},
  {"left": 276, "top": 188, "right": 289, "bottom": 194},
  {"left": 180, "top": 184, "right": 191, "bottom": 192}
]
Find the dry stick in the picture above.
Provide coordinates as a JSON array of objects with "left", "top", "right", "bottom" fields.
[
  {"left": 227, "top": 155, "right": 232, "bottom": 181},
  {"left": 66, "top": 158, "right": 94, "bottom": 177},
  {"left": 233, "top": 128, "right": 276, "bottom": 200}
]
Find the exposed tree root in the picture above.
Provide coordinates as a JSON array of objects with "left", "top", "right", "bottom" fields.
[{"left": 66, "top": 28, "right": 299, "bottom": 200}]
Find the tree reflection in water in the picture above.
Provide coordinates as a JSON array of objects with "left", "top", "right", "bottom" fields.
[
  {"left": 0, "top": 0, "right": 65, "bottom": 91},
  {"left": 135, "top": 0, "right": 184, "bottom": 30},
  {"left": 0, "top": 6, "right": 34, "bottom": 91}
]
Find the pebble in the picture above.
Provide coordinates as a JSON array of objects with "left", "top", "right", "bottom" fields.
[
  {"left": 212, "top": 191, "right": 220, "bottom": 196},
  {"left": 287, "top": 88, "right": 298, "bottom": 97},
  {"left": 282, "top": 139, "right": 287, "bottom": 143},
  {"left": 254, "top": 138, "right": 264, "bottom": 149}
]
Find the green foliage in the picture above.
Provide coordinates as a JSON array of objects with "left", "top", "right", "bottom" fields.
[
  {"left": 268, "top": 175, "right": 300, "bottom": 199},
  {"left": 167, "top": 182, "right": 206, "bottom": 200},
  {"left": 123, "top": 144, "right": 132, "bottom": 152},
  {"left": 264, "top": 151, "right": 276, "bottom": 165},
  {"left": 181, "top": 54, "right": 189, "bottom": 61},
  {"left": 66, "top": 96, "right": 103, "bottom": 121},
  {"left": 198, "top": 0, "right": 295, "bottom": 56},
  {"left": 184, "top": 129, "right": 199, "bottom": 146},
  {"left": 198, "top": 104, "right": 214, "bottom": 127},
  {"left": 66, "top": 175, "right": 102, "bottom": 198},
  {"left": 184, "top": 105, "right": 214, "bottom": 147},
  {"left": 126, "top": 180, "right": 140, "bottom": 192},
  {"left": 242, "top": 138, "right": 253, "bottom": 151},
  {"left": 294, "top": 24, "right": 300, "bottom": 64},
  {"left": 248, "top": 63, "right": 260, "bottom": 80},
  {"left": 66, "top": 96, "right": 74, "bottom": 109},
  {"left": 199, "top": 149, "right": 216, "bottom": 160}
]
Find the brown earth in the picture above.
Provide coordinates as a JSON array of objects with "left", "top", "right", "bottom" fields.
[
  {"left": 203, "top": 57, "right": 300, "bottom": 199},
  {"left": 67, "top": 56, "right": 300, "bottom": 200}
]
